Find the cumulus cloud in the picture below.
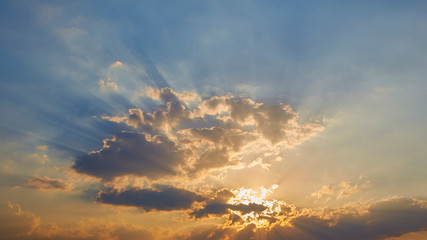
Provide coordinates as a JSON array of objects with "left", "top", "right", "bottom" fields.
[
  {"left": 181, "top": 127, "right": 257, "bottom": 152},
  {"left": 72, "top": 131, "right": 185, "bottom": 181},
  {"left": 26, "top": 176, "right": 70, "bottom": 190},
  {"left": 78, "top": 87, "right": 324, "bottom": 180},
  {"left": 97, "top": 186, "right": 205, "bottom": 211},
  {"left": 196, "top": 95, "right": 324, "bottom": 145}
]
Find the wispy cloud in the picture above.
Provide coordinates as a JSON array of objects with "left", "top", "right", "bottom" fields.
[
  {"left": 311, "top": 180, "right": 371, "bottom": 201},
  {"left": 26, "top": 176, "right": 70, "bottom": 191}
]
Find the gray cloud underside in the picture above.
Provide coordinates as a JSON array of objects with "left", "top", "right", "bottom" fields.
[
  {"left": 182, "top": 197, "right": 427, "bottom": 240},
  {"left": 72, "top": 131, "right": 184, "bottom": 181},
  {"left": 97, "top": 187, "right": 205, "bottom": 211}
]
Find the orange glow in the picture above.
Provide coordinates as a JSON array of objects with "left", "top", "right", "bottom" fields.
[{"left": 226, "top": 185, "right": 295, "bottom": 229}]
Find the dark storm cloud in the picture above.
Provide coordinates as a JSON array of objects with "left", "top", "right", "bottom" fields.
[
  {"left": 185, "top": 197, "right": 427, "bottom": 240},
  {"left": 97, "top": 187, "right": 205, "bottom": 211},
  {"left": 72, "top": 131, "right": 185, "bottom": 181}
]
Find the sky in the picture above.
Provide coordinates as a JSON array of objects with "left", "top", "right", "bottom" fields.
[{"left": 1, "top": 1, "right": 427, "bottom": 239}]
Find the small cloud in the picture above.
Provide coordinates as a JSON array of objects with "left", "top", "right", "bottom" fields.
[
  {"left": 26, "top": 176, "right": 70, "bottom": 191},
  {"left": 35, "top": 145, "right": 47, "bottom": 151},
  {"left": 311, "top": 185, "right": 335, "bottom": 199},
  {"left": 28, "top": 145, "right": 49, "bottom": 165},
  {"left": 136, "top": 86, "right": 201, "bottom": 105},
  {"left": 110, "top": 60, "right": 123, "bottom": 68},
  {"left": 311, "top": 180, "right": 371, "bottom": 200},
  {"left": 98, "top": 79, "right": 119, "bottom": 91}
]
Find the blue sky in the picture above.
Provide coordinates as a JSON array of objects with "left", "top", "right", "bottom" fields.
[{"left": 1, "top": 1, "right": 427, "bottom": 239}]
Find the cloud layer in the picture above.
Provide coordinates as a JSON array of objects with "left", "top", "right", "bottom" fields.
[{"left": 179, "top": 197, "right": 427, "bottom": 240}]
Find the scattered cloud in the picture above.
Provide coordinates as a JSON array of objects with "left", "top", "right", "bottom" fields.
[
  {"left": 138, "top": 86, "right": 201, "bottom": 105},
  {"left": 26, "top": 176, "right": 70, "bottom": 190},
  {"left": 98, "top": 79, "right": 119, "bottom": 91},
  {"left": 28, "top": 145, "right": 49, "bottom": 165},
  {"left": 311, "top": 180, "right": 371, "bottom": 201},
  {"left": 110, "top": 60, "right": 123, "bottom": 68}
]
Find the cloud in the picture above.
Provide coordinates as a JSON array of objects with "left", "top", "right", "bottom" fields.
[
  {"left": 0, "top": 201, "right": 39, "bottom": 239},
  {"left": 270, "top": 197, "right": 427, "bottom": 240},
  {"left": 72, "top": 131, "right": 185, "bottom": 181},
  {"left": 28, "top": 145, "right": 49, "bottom": 165},
  {"left": 105, "top": 104, "right": 192, "bottom": 132},
  {"left": 191, "top": 202, "right": 267, "bottom": 219},
  {"left": 311, "top": 180, "right": 371, "bottom": 200},
  {"left": 139, "top": 86, "right": 201, "bottom": 105},
  {"left": 98, "top": 79, "right": 119, "bottom": 91},
  {"left": 97, "top": 186, "right": 205, "bottom": 211},
  {"left": 26, "top": 176, "right": 70, "bottom": 190},
  {"left": 0, "top": 201, "right": 154, "bottom": 240},
  {"left": 182, "top": 127, "right": 257, "bottom": 152},
  {"left": 190, "top": 186, "right": 297, "bottom": 230},
  {"left": 196, "top": 96, "right": 324, "bottom": 145},
  {"left": 190, "top": 147, "right": 232, "bottom": 173},
  {"left": 182, "top": 197, "right": 427, "bottom": 240},
  {"left": 105, "top": 87, "right": 323, "bottom": 145},
  {"left": 78, "top": 88, "right": 324, "bottom": 180},
  {"left": 110, "top": 61, "right": 123, "bottom": 68}
]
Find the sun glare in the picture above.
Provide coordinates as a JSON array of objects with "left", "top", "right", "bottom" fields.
[{"left": 226, "top": 185, "right": 294, "bottom": 229}]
